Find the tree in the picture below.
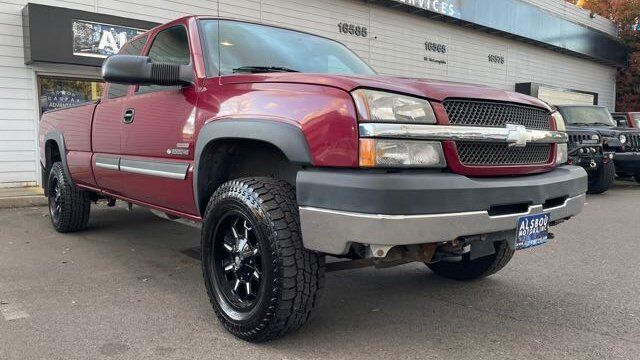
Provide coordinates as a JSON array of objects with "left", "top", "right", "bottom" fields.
[{"left": 568, "top": 0, "right": 640, "bottom": 111}]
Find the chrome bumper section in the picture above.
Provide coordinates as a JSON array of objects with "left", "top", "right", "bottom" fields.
[{"left": 299, "top": 193, "right": 585, "bottom": 255}]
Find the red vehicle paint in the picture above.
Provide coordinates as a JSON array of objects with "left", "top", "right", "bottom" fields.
[
  {"left": 39, "top": 15, "right": 562, "bottom": 220},
  {"left": 38, "top": 16, "right": 588, "bottom": 343}
]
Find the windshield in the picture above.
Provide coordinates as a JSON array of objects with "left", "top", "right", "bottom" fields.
[
  {"left": 200, "top": 20, "right": 375, "bottom": 76},
  {"left": 558, "top": 106, "right": 616, "bottom": 127}
]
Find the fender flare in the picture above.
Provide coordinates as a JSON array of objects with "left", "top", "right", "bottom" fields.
[
  {"left": 43, "top": 131, "right": 73, "bottom": 187},
  {"left": 193, "top": 119, "right": 313, "bottom": 216}
]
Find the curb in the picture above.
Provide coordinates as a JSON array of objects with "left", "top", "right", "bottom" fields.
[{"left": 0, "top": 196, "right": 48, "bottom": 209}]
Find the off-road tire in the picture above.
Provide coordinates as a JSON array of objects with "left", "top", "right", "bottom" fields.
[
  {"left": 427, "top": 241, "right": 514, "bottom": 281},
  {"left": 587, "top": 161, "right": 615, "bottom": 194},
  {"left": 47, "top": 162, "right": 91, "bottom": 233},
  {"left": 634, "top": 174, "right": 640, "bottom": 184},
  {"left": 201, "top": 177, "right": 325, "bottom": 342}
]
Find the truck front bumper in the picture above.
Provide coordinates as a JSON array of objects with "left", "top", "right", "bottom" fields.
[
  {"left": 296, "top": 166, "right": 587, "bottom": 255},
  {"left": 613, "top": 152, "right": 640, "bottom": 175}
]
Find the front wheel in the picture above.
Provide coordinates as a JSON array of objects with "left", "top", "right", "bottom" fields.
[
  {"left": 201, "top": 178, "right": 325, "bottom": 342},
  {"left": 587, "top": 161, "right": 615, "bottom": 194},
  {"left": 634, "top": 175, "right": 640, "bottom": 184},
  {"left": 426, "top": 241, "right": 514, "bottom": 281}
]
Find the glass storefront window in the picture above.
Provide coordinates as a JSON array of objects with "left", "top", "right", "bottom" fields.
[{"left": 38, "top": 77, "right": 104, "bottom": 114}]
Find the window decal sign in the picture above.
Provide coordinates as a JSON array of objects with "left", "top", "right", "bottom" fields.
[{"left": 72, "top": 20, "right": 145, "bottom": 58}]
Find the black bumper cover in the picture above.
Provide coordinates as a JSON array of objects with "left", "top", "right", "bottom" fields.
[
  {"left": 613, "top": 152, "right": 640, "bottom": 175},
  {"left": 296, "top": 165, "right": 587, "bottom": 215}
]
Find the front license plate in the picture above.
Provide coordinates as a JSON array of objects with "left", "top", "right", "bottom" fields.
[{"left": 515, "top": 213, "right": 550, "bottom": 250}]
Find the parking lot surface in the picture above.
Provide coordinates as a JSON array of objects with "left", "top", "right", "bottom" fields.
[{"left": 1, "top": 182, "right": 640, "bottom": 360}]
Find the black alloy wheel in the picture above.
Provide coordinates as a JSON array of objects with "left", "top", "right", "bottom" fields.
[
  {"left": 48, "top": 176, "right": 62, "bottom": 224},
  {"left": 46, "top": 162, "right": 91, "bottom": 233},
  {"left": 201, "top": 178, "right": 325, "bottom": 342},
  {"left": 212, "top": 213, "right": 263, "bottom": 312}
]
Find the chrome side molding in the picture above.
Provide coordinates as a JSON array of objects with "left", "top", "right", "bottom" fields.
[
  {"left": 359, "top": 123, "right": 568, "bottom": 145},
  {"left": 94, "top": 156, "right": 189, "bottom": 180},
  {"left": 95, "top": 156, "right": 120, "bottom": 171},
  {"left": 120, "top": 159, "right": 189, "bottom": 180}
]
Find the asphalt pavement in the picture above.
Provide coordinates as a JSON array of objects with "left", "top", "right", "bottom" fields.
[{"left": 1, "top": 181, "right": 639, "bottom": 360}]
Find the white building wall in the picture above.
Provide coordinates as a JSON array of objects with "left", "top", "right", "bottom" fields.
[{"left": 0, "top": 0, "right": 620, "bottom": 186}]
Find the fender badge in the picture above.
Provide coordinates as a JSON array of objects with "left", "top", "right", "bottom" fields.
[{"left": 166, "top": 148, "right": 189, "bottom": 156}]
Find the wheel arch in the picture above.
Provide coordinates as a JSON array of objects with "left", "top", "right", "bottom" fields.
[
  {"left": 193, "top": 119, "right": 313, "bottom": 216},
  {"left": 43, "top": 131, "right": 73, "bottom": 190}
]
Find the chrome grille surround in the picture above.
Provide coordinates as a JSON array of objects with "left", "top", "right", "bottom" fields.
[
  {"left": 456, "top": 142, "right": 552, "bottom": 166},
  {"left": 443, "top": 100, "right": 551, "bottom": 130}
]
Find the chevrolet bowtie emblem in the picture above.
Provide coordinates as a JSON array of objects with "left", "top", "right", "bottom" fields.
[{"left": 505, "top": 124, "right": 528, "bottom": 148}]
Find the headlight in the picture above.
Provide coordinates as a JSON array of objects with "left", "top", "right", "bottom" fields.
[
  {"left": 359, "top": 139, "right": 446, "bottom": 168},
  {"left": 551, "top": 111, "right": 566, "bottom": 132},
  {"left": 620, "top": 134, "right": 627, "bottom": 144},
  {"left": 556, "top": 144, "right": 568, "bottom": 165},
  {"left": 591, "top": 134, "right": 600, "bottom": 142},
  {"left": 352, "top": 89, "right": 436, "bottom": 124}
]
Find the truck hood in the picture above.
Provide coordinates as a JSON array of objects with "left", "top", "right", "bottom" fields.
[
  {"left": 219, "top": 73, "right": 552, "bottom": 109},
  {"left": 566, "top": 125, "right": 620, "bottom": 137}
]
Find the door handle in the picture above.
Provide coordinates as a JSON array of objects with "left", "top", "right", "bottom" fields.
[{"left": 123, "top": 108, "right": 135, "bottom": 124}]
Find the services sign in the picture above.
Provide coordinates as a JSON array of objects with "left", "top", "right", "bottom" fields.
[{"left": 392, "top": 0, "right": 461, "bottom": 18}]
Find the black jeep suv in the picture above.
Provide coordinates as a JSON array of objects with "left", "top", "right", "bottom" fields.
[{"left": 557, "top": 105, "right": 640, "bottom": 186}]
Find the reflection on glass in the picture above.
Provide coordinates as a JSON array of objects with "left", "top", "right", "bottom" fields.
[
  {"left": 200, "top": 20, "right": 375, "bottom": 76},
  {"left": 558, "top": 106, "right": 616, "bottom": 127},
  {"left": 39, "top": 77, "right": 104, "bottom": 114}
]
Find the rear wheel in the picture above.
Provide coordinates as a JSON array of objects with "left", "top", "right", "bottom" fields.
[
  {"left": 201, "top": 177, "right": 325, "bottom": 342},
  {"left": 587, "top": 161, "right": 615, "bottom": 194},
  {"left": 427, "top": 241, "right": 514, "bottom": 281},
  {"left": 47, "top": 162, "right": 91, "bottom": 233}
]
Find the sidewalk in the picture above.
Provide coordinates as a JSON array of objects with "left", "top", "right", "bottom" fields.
[{"left": 0, "top": 186, "right": 47, "bottom": 209}]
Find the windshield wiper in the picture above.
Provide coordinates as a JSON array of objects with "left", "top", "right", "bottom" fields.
[{"left": 232, "top": 66, "right": 299, "bottom": 74}]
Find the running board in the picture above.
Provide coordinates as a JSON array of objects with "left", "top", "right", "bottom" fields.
[{"left": 149, "top": 209, "right": 201, "bottom": 229}]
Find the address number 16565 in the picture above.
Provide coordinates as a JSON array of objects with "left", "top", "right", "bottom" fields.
[{"left": 338, "top": 22, "right": 368, "bottom": 37}]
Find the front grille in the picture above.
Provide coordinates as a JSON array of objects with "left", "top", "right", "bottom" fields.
[
  {"left": 626, "top": 133, "right": 640, "bottom": 151},
  {"left": 568, "top": 134, "right": 592, "bottom": 149},
  {"left": 443, "top": 100, "right": 551, "bottom": 130},
  {"left": 456, "top": 142, "right": 552, "bottom": 166}
]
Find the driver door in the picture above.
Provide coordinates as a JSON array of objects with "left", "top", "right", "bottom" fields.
[{"left": 119, "top": 23, "right": 199, "bottom": 214}]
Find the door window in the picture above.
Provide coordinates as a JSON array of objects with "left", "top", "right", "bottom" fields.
[
  {"left": 107, "top": 35, "right": 148, "bottom": 99},
  {"left": 137, "top": 26, "right": 190, "bottom": 94},
  {"left": 38, "top": 77, "right": 104, "bottom": 115}
]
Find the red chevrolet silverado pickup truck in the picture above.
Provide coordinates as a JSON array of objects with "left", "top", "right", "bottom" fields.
[{"left": 39, "top": 17, "right": 587, "bottom": 341}]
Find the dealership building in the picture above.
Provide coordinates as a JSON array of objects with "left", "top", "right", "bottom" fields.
[{"left": 0, "top": 0, "right": 628, "bottom": 187}]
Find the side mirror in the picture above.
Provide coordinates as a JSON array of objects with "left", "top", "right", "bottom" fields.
[
  {"left": 102, "top": 55, "right": 194, "bottom": 86},
  {"left": 617, "top": 119, "right": 628, "bottom": 127}
]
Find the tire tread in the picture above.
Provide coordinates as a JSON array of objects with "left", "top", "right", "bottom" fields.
[
  {"left": 48, "top": 162, "right": 91, "bottom": 233},
  {"left": 201, "top": 177, "right": 324, "bottom": 342}
]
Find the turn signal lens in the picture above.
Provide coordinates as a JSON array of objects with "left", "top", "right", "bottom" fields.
[
  {"left": 551, "top": 111, "right": 566, "bottom": 132},
  {"left": 359, "top": 139, "right": 446, "bottom": 168},
  {"left": 556, "top": 144, "right": 568, "bottom": 165}
]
